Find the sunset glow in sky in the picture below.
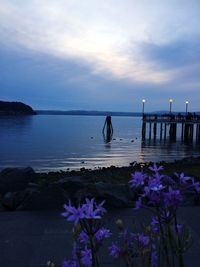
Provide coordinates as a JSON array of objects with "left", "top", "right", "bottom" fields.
[{"left": 0, "top": 0, "right": 200, "bottom": 111}]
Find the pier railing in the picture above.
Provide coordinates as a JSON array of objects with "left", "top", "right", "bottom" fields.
[{"left": 143, "top": 113, "right": 200, "bottom": 123}]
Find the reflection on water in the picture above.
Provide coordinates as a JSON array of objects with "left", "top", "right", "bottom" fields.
[
  {"left": 0, "top": 115, "right": 199, "bottom": 172},
  {"left": 103, "top": 132, "right": 113, "bottom": 149},
  {"left": 141, "top": 138, "right": 200, "bottom": 163},
  {"left": 0, "top": 115, "right": 33, "bottom": 131}
]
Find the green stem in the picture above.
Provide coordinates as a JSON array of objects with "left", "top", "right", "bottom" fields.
[
  {"left": 89, "top": 234, "right": 96, "bottom": 267},
  {"left": 157, "top": 213, "right": 171, "bottom": 267},
  {"left": 167, "top": 225, "right": 175, "bottom": 267},
  {"left": 174, "top": 214, "right": 184, "bottom": 267}
]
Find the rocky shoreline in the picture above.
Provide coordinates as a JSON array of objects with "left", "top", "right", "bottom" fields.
[{"left": 0, "top": 156, "right": 200, "bottom": 211}]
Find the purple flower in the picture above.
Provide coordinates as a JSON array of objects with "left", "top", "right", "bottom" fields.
[
  {"left": 81, "top": 247, "right": 92, "bottom": 267},
  {"left": 151, "top": 217, "right": 159, "bottom": 234},
  {"left": 129, "top": 171, "right": 146, "bottom": 188},
  {"left": 149, "top": 163, "right": 164, "bottom": 173},
  {"left": 62, "top": 260, "right": 78, "bottom": 267},
  {"left": 138, "top": 233, "right": 149, "bottom": 247},
  {"left": 148, "top": 191, "right": 161, "bottom": 205},
  {"left": 95, "top": 227, "right": 111, "bottom": 242},
  {"left": 109, "top": 243, "right": 121, "bottom": 258},
  {"left": 192, "top": 181, "right": 200, "bottom": 193},
  {"left": 61, "top": 201, "right": 73, "bottom": 218},
  {"left": 67, "top": 206, "right": 85, "bottom": 225},
  {"left": 62, "top": 200, "right": 85, "bottom": 225},
  {"left": 177, "top": 224, "right": 183, "bottom": 234},
  {"left": 175, "top": 172, "right": 193, "bottom": 184},
  {"left": 62, "top": 198, "right": 107, "bottom": 225},
  {"left": 83, "top": 198, "right": 106, "bottom": 219},
  {"left": 163, "top": 187, "right": 182, "bottom": 208},
  {"left": 135, "top": 197, "right": 143, "bottom": 209},
  {"left": 147, "top": 177, "right": 165, "bottom": 192},
  {"left": 79, "top": 231, "right": 89, "bottom": 244},
  {"left": 95, "top": 200, "right": 107, "bottom": 215}
]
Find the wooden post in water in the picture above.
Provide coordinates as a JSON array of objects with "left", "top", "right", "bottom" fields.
[
  {"left": 196, "top": 124, "right": 200, "bottom": 143},
  {"left": 190, "top": 124, "right": 194, "bottom": 141},
  {"left": 184, "top": 124, "right": 189, "bottom": 141},
  {"left": 195, "top": 124, "right": 198, "bottom": 142},
  {"left": 169, "top": 123, "right": 176, "bottom": 141},
  {"left": 171, "top": 123, "right": 177, "bottom": 141},
  {"left": 160, "top": 123, "right": 163, "bottom": 140},
  {"left": 153, "top": 123, "right": 157, "bottom": 140},
  {"left": 181, "top": 123, "right": 184, "bottom": 141},
  {"left": 164, "top": 123, "right": 167, "bottom": 141},
  {"left": 169, "top": 124, "right": 173, "bottom": 140},
  {"left": 142, "top": 122, "right": 146, "bottom": 140},
  {"left": 149, "top": 123, "right": 152, "bottom": 140}
]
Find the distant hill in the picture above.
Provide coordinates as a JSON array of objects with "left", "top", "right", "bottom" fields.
[
  {"left": 0, "top": 101, "right": 36, "bottom": 115},
  {"left": 36, "top": 110, "right": 142, "bottom": 117},
  {"left": 36, "top": 110, "right": 200, "bottom": 116}
]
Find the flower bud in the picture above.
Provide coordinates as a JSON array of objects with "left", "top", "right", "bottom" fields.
[
  {"left": 115, "top": 219, "right": 124, "bottom": 229},
  {"left": 146, "top": 226, "right": 151, "bottom": 233},
  {"left": 46, "top": 261, "right": 55, "bottom": 267},
  {"left": 72, "top": 223, "right": 81, "bottom": 237}
]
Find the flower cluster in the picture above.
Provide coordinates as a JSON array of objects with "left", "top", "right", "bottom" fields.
[
  {"left": 62, "top": 198, "right": 106, "bottom": 225},
  {"left": 108, "top": 226, "right": 154, "bottom": 267},
  {"left": 129, "top": 164, "right": 199, "bottom": 266},
  {"left": 131, "top": 164, "right": 199, "bottom": 214},
  {"left": 61, "top": 198, "right": 110, "bottom": 267},
  {"left": 60, "top": 164, "right": 199, "bottom": 267}
]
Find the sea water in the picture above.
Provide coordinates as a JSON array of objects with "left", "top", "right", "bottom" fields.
[{"left": 0, "top": 115, "right": 199, "bottom": 172}]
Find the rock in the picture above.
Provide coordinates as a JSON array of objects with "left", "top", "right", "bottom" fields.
[
  {"left": 22, "top": 185, "right": 67, "bottom": 210},
  {"left": 2, "top": 187, "right": 39, "bottom": 211},
  {"left": 95, "top": 182, "right": 135, "bottom": 207},
  {"left": 54, "top": 176, "right": 135, "bottom": 207},
  {"left": 55, "top": 176, "right": 95, "bottom": 185},
  {"left": 0, "top": 175, "right": 136, "bottom": 210},
  {"left": 0, "top": 167, "right": 36, "bottom": 194},
  {"left": 2, "top": 192, "right": 15, "bottom": 210},
  {"left": 52, "top": 176, "right": 94, "bottom": 201}
]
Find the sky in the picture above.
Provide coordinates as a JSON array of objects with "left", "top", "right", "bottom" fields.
[{"left": 0, "top": 0, "right": 200, "bottom": 112}]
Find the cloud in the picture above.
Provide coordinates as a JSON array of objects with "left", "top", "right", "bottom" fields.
[
  {"left": 0, "top": 0, "right": 199, "bottom": 110},
  {"left": 140, "top": 37, "right": 200, "bottom": 71},
  {"left": 1, "top": 0, "right": 199, "bottom": 84}
]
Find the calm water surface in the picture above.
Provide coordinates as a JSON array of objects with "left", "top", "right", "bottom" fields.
[{"left": 0, "top": 115, "right": 200, "bottom": 172}]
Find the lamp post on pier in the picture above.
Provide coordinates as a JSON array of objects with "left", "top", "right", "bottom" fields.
[
  {"left": 185, "top": 101, "right": 189, "bottom": 114},
  {"left": 142, "top": 99, "right": 146, "bottom": 115},
  {"left": 169, "top": 99, "right": 173, "bottom": 113}
]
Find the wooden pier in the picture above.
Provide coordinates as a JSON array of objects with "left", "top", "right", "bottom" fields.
[{"left": 142, "top": 113, "right": 200, "bottom": 142}]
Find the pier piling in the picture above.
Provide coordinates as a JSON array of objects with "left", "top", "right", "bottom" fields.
[{"left": 142, "top": 113, "right": 200, "bottom": 143}]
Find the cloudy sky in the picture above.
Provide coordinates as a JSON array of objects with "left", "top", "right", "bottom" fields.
[{"left": 0, "top": 0, "right": 199, "bottom": 112}]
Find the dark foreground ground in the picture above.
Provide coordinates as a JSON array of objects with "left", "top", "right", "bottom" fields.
[{"left": 0, "top": 207, "right": 200, "bottom": 267}]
